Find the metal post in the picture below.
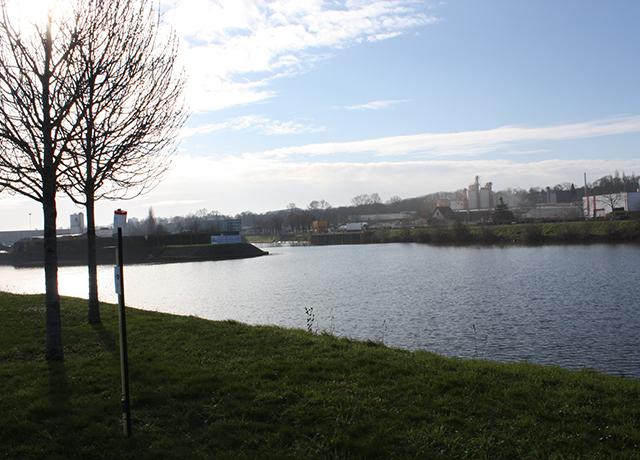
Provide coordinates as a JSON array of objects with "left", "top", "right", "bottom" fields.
[
  {"left": 116, "top": 227, "right": 132, "bottom": 436},
  {"left": 584, "top": 172, "right": 590, "bottom": 218}
]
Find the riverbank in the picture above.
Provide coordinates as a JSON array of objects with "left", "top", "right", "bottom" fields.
[
  {"left": 1, "top": 292, "right": 638, "bottom": 458},
  {"left": 3, "top": 235, "right": 267, "bottom": 267},
  {"left": 308, "top": 220, "right": 640, "bottom": 246}
]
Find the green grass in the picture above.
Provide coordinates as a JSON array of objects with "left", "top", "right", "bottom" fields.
[
  {"left": 1, "top": 292, "right": 639, "bottom": 459},
  {"left": 366, "top": 220, "right": 640, "bottom": 245},
  {"left": 483, "top": 220, "right": 640, "bottom": 244}
]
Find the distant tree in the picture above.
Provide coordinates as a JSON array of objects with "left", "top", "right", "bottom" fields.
[
  {"left": 569, "top": 183, "right": 577, "bottom": 202},
  {"left": 237, "top": 211, "right": 257, "bottom": 228},
  {"left": 492, "top": 197, "right": 514, "bottom": 224},
  {"left": 145, "top": 207, "right": 157, "bottom": 235},
  {"left": 308, "top": 200, "right": 320, "bottom": 210},
  {"left": 351, "top": 194, "right": 369, "bottom": 206},
  {"left": 266, "top": 213, "right": 284, "bottom": 234},
  {"left": 318, "top": 199, "right": 331, "bottom": 210},
  {"left": 286, "top": 209, "right": 314, "bottom": 232},
  {"left": 613, "top": 170, "right": 623, "bottom": 191},
  {"left": 351, "top": 193, "right": 382, "bottom": 207},
  {"left": 386, "top": 195, "right": 402, "bottom": 204},
  {"left": 170, "top": 215, "right": 185, "bottom": 233}
]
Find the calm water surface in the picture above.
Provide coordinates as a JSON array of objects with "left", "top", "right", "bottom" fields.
[{"left": 1, "top": 243, "right": 638, "bottom": 378}]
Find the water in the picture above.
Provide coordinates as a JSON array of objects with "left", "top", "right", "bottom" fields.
[{"left": 1, "top": 243, "right": 639, "bottom": 378}]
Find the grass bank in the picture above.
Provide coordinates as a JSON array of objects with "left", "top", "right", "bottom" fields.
[
  {"left": 368, "top": 220, "right": 640, "bottom": 245},
  {"left": 1, "top": 292, "right": 639, "bottom": 458}
]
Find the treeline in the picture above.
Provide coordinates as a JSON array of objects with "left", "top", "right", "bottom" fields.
[{"left": 137, "top": 172, "right": 640, "bottom": 238}]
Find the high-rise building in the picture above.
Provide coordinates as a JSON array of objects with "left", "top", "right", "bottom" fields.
[{"left": 70, "top": 212, "right": 85, "bottom": 234}]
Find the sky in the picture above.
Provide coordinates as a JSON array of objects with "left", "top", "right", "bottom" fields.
[{"left": 1, "top": 0, "right": 640, "bottom": 230}]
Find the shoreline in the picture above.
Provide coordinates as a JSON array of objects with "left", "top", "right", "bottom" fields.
[
  {"left": 1, "top": 237, "right": 268, "bottom": 268},
  {"left": 302, "top": 220, "right": 640, "bottom": 246},
  {"left": 2, "top": 291, "right": 639, "bottom": 458}
]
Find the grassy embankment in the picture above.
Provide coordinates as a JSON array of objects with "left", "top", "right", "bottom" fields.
[
  {"left": 249, "top": 220, "right": 640, "bottom": 246},
  {"left": 2, "top": 292, "right": 639, "bottom": 458},
  {"left": 366, "top": 220, "right": 640, "bottom": 245}
]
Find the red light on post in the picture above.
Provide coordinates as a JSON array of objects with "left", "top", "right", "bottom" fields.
[{"left": 114, "top": 209, "right": 127, "bottom": 230}]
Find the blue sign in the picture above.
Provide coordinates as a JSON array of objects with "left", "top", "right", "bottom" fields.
[{"left": 211, "top": 235, "right": 242, "bottom": 245}]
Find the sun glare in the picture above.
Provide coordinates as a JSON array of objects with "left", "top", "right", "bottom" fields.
[{"left": 6, "top": 0, "right": 72, "bottom": 30}]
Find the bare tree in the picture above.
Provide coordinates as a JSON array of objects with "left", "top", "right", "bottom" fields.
[
  {"left": 61, "top": 0, "right": 186, "bottom": 323},
  {"left": 351, "top": 194, "right": 370, "bottom": 206},
  {"left": 597, "top": 192, "right": 624, "bottom": 219},
  {"left": 351, "top": 193, "right": 382, "bottom": 207},
  {"left": 0, "top": 3, "right": 83, "bottom": 360},
  {"left": 318, "top": 199, "right": 331, "bottom": 210}
]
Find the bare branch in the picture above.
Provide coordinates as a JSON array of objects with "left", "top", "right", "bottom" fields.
[{"left": 60, "top": 0, "right": 186, "bottom": 206}]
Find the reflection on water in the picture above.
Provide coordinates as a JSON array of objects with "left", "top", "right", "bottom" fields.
[{"left": 1, "top": 243, "right": 639, "bottom": 378}]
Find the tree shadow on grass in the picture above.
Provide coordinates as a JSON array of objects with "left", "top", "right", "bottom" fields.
[
  {"left": 92, "top": 322, "right": 118, "bottom": 358},
  {"left": 48, "top": 361, "right": 70, "bottom": 411},
  {"left": 47, "top": 361, "right": 75, "bottom": 451}
]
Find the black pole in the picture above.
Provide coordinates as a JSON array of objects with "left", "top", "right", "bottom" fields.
[{"left": 116, "top": 227, "right": 132, "bottom": 436}]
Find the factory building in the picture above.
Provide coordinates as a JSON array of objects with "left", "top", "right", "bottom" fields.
[
  {"left": 465, "top": 176, "right": 495, "bottom": 210},
  {"left": 583, "top": 192, "right": 640, "bottom": 218}
]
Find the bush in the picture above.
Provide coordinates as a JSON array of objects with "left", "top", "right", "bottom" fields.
[
  {"left": 450, "top": 221, "right": 474, "bottom": 243},
  {"left": 478, "top": 226, "right": 500, "bottom": 244},
  {"left": 605, "top": 222, "right": 621, "bottom": 240},
  {"left": 414, "top": 229, "right": 431, "bottom": 243},
  {"left": 554, "top": 224, "right": 580, "bottom": 242},
  {"left": 399, "top": 227, "right": 412, "bottom": 242},
  {"left": 520, "top": 224, "right": 544, "bottom": 244},
  {"left": 607, "top": 221, "right": 640, "bottom": 241},
  {"left": 429, "top": 226, "right": 451, "bottom": 244}
]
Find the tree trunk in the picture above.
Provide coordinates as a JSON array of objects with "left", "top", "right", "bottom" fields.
[
  {"left": 43, "top": 183, "right": 63, "bottom": 360},
  {"left": 86, "top": 193, "right": 100, "bottom": 324},
  {"left": 42, "top": 18, "right": 63, "bottom": 361}
]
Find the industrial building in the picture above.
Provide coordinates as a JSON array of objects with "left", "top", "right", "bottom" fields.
[
  {"left": 465, "top": 176, "right": 495, "bottom": 210},
  {"left": 347, "top": 212, "right": 416, "bottom": 229},
  {"left": 430, "top": 205, "right": 457, "bottom": 223},
  {"left": 583, "top": 192, "right": 640, "bottom": 218},
  {"left": 521, "top": 203, "right": 583, "bottom": 221},
  {"left": 0, "top": 213, "right": 83, "bottom": 246}
]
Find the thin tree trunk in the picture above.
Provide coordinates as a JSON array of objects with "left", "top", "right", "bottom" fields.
[
  {"left": 84, "top": 91, "right": 100, "bottom": 323},
  {"left": 42, "top": 17, "right": 63, "bottom": 361},
  {"left": 86, "top": 192, "right": 100, "bottom": 323},
  {"left": 43, "top": 176, "right": 63, "bottom": 360}
]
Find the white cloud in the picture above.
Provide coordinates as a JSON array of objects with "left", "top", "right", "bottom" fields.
[
  {"left": 344, "top": 99, "right": 409, "bottom": 111},
  {"left": 161, "top": 1, "right": 437, "bottom": 112},
  {"left": 181, "top": 115, "right": 324, "bottom": 138},
  {"left": 251, "top": 115, "right": 640, "bottom": 159}
]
